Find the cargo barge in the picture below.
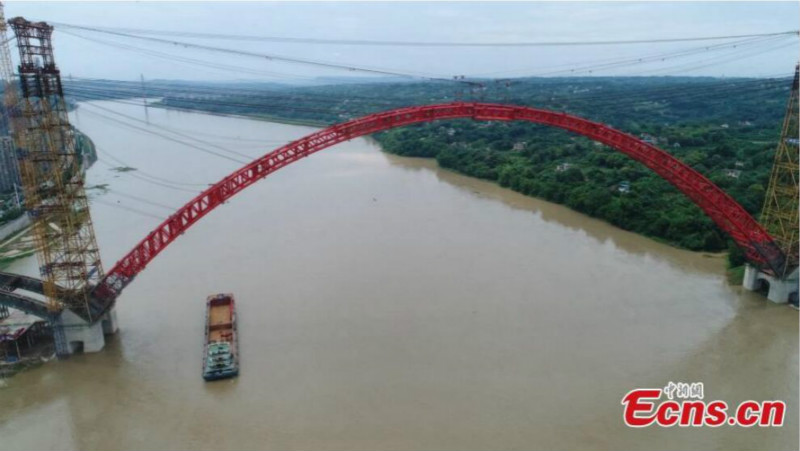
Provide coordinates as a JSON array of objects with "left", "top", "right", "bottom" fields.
[{"left": 203, "top": 293, "right": 239, "bottom": 381}]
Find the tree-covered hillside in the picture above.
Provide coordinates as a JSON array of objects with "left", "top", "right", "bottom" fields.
[{"left": 120, "top": 76, "right": 790, "bottom": 254}]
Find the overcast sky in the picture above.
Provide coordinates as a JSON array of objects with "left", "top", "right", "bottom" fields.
[{"left": 4, "top": 1, "right": 799, "bottom": 82}]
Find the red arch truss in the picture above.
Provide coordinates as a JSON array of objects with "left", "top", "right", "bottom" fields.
[{"left": 89, "top": 102, "right": 785, "bottom": 317}]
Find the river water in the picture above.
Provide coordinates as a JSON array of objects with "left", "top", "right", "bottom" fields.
[{"left": 0, "top": 101, "right": 796, "bottom": 451}]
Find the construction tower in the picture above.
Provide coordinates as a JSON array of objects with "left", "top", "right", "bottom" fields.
[
  {"left": 0, "top": 4, "right": 23, "bottom": 160},
  {"left": 760, "top": 65, "right": 799, "bottom": 277},
  {"left": 0, "top": 3, "right": 16, "bottom": 129},
  {"left": 6, "top": 17, "right": 105, "bottom": 323}
]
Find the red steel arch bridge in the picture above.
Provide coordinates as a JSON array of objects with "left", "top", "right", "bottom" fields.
[
  {"left": 0, "top": 101, "right": 791, "bottom": 325},
  {"left": 0, "top": 15, "right": 795, "bottom": 357}
]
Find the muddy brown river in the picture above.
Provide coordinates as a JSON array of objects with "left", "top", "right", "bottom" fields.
[{"left": 0, "top": 101, "right": 796, "bottom": 451}]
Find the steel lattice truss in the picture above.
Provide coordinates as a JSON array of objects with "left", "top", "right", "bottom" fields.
[
  {"left": 760, "top": 65, "right": 799, "bottom": 276},
  {"left": 8, "top": 17, "right": 104, "bottom": 321},
  {"left": 85, "top": 102, "right": 786, "bottom": 320}
]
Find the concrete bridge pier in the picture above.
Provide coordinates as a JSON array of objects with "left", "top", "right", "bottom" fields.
[
  {"left": 52, "top": 307, "right": 119, "bottom": 357},
  {"left": 743, "top": 265, "right": 799, "bottom": 305}
]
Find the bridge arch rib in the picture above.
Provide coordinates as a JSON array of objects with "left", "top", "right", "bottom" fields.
[{"left": 86, "top": 102, "right": 785, "bottom": 321}]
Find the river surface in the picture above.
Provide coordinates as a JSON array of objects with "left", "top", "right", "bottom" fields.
[{"left": 0, "top": 100, "right": 796, "bottom": 451}]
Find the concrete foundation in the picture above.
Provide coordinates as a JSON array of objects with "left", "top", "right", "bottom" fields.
[
  {"left": 101, "top": 308, "right": 119, "bottom": 335},
  {"left": 742, "top": 264, "right": 799, "bottom": 305},
  {"left": 53, "top": 307, "right": 119, "bottom": 356}
]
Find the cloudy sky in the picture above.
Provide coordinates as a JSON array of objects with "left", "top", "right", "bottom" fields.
[{"left": 4, "top": 1, "right": 799, "bottom": 81}]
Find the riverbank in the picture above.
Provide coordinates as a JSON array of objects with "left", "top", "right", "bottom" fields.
[
  {"left": 0, "top": 342, "right": 54, "bottom": 379},
  {"left": 148, "top": 102, "right": 330, "bottom": 128}
]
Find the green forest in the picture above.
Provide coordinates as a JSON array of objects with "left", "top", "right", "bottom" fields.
[{"left": 147, "top": 76, "right": 790, "bottom": 260}]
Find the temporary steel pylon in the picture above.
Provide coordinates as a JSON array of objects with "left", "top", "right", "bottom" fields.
[
  {"left": 0, "top": 4, "right": 22, "bottom": 162},
  {"left": 760, "top": 64, "right": 799, "bottom": 277},
  {"left": 5, "top": 17, "right": 104, "bottom": 322}
]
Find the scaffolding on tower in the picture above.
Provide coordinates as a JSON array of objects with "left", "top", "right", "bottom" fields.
[
  {"left": 2, "top": 16, "right": 104, "bottom": 322},
  {"left": 760, "top": 64, "right": 799, "bottom": 277},
  {"left": 0, "top": 4, "right": 21, "bottom": 165}
]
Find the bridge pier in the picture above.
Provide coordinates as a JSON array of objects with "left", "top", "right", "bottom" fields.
[
  {"left": 743, "top": 265, "right": 799, "bottom": 305},
  {"left": 101, "top": 308, "right": 119, "bottom": 335},
  {"left": 52, "top": 307, "right": 119, "bottom": 357}
]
